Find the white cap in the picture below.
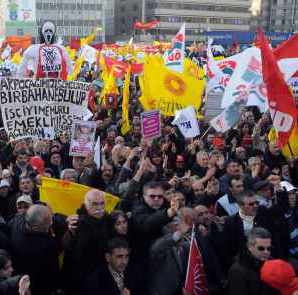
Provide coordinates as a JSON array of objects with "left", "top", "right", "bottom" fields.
[
  {"left": 16, "top": 195, "right": 33, "bottom": 205},
  {"left": 0, "top": 179, "right": 10, "bottom": 188},
  {"left": 280, "top": 181, "right": 297, "bottom": 192}
]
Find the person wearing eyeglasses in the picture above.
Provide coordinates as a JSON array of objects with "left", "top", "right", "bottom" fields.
[
  {"left": 227, "top": 227, "right": 280, "bottom": 295},
  {"left": 222, "top": 190, "right": 289, "bottom": 273},
  {"left": 132, "top": 181, "right": 179, "bottom": 290}
]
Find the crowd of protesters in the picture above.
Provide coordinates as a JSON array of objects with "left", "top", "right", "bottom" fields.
[{"left": 0, "top": 42, "right": 298, "bottom": 295}]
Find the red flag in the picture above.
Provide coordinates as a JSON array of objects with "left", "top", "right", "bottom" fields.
[
  {"left": 87, "top": 88, "right": 96, "bottom": 112},
  {"left": 257, "top": 30, "right": 298, "bottom": 148},
  {"left": 133, "top": 20, "right": 159, "bottom": 30},
  {"left": 184, "top": 227, "right": 208, "bottom": 295},
  {"left": 104, "top": 57, "right": 144, "bottom": 77},
  {"left": 104, "top": 57, "right": 129, "bottom": 78},
  {"left": 273, "top": 33, "right": 298, "bottom": 81}
]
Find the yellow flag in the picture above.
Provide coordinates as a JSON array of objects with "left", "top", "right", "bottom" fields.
[
  {"left": 67, "top": 55, "right": 84, "bottom": 81},
  {"left": 40, "top": 177, "right": 120, "bottom": 216},
  {"left": 121, "top": 67, "right": 131, "bottom": 135},
  {"left": 100, "top": 67, "right": 119, "bottom": 98},
  {"left": 184, "top": 58, "right": 205, "bottom": 81},
  {"left": 65, "top": 46, "right": 76, "bottom": 61},
  {"left": 139, "top": 55, "right": 205, "bottom": 116},
  {"left": 80, "top": 27, "right": 102, "bottom": 47}
]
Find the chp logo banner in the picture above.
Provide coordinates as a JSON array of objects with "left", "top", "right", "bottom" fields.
[
  {"left": 164, "top": 23, "right": 185, "bottom": 73},
  {"left": 0, "top": 78, "right": 89, "bottom": 140}
]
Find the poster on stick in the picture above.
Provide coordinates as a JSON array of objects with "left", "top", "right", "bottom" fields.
[
  {"left": 141, "top": 110, "right": 161, "bottom": 140},
  {"left": 69, "top": 121, "right": 96, "bottom": 157},
  {"left": 0, "top": 78, "right": 90, "bottom": 141}
]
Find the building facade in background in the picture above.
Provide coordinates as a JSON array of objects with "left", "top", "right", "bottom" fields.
[
  {"left": 252, "top": 0, "right": 298, "bottom": 32},
  {"left": 144, "top": 0, "right": 252, "bottom": 41},
  {"left": 114, "top": 0, "right": 141, "bottom": 39},
  {"left": 4, "top": 0, "right": 115, "bottom": 42},
  {"left": 3, "top": 0, "right": 298, "bottom": 44}
]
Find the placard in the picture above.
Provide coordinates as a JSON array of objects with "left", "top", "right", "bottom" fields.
[
  {"left": 0, "top": 78, "right": 90, "bottom": 140},
  {"left": 141, "top": 110, "right": 161, "bottom": 140},
  {"left": 69, "top": 121, "right": 96, "bottom": 157}
]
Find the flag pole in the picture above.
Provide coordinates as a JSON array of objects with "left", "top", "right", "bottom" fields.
[
  {"left": 199, "top": 126, "right": 212, "bottom": 141},
  {"left": 184, "top": 224, "right": 195, "bottom": 291},
  {"left": 287, "top": 142, "right": 294, "bottom": 157}
]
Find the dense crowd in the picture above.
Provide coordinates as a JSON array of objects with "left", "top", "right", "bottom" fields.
[{"left": 0, "top": 36, "right": 298, "bottom": 295}]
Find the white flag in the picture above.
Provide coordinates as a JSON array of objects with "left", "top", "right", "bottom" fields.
[
  {"left": 1, "top": 45, "right": 11, "bottom": 60},
  {"left": 94, "top": 137, "right": 101, "bottom": 170},
  {"left": 221, "top": 46, "right": 298, "bottom": 112},
  {"left": 164, "top": 23, "right": 185, "bottom": 73},
  {"left": 172, "top": 106, "right": 200, "bottom": 138},
  {"left": 210, "top": 101, "right": 243, "bottom": 133},
  {"left": 81, "top": 45, "right": 98, "bottom": 64},
  {"left": 83, "top": 108, "right": 94, "bottom": 121}
]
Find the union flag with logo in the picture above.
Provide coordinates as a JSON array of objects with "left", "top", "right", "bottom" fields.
[{"left": 184, "top": 226, "right": 208, "bottom": 295}]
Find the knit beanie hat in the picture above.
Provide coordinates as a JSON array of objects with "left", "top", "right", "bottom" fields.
[{"left": 261, "top": 259, "right": 298, "bottom": 295}]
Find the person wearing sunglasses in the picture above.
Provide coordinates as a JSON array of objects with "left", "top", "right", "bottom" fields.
[
  {"left": 227, "top": 227, "right": 279, "bottom": 295},
  {"left": 222, "top": 190, "right": 288, "bottom": 273},
  {"left": 131, "top": 181, "right": 179, "bottom": 290}
]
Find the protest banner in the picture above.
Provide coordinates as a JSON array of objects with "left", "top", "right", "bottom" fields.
[
  {"left": 141, "top": 110, "right": 161, "bottom": 140},
  {"left": 40, "top": 177, "right": 120, "bottom": 216},
  {"left": 0, "top": 78, "right": 90, "bottom": 141},
  {"left": 69, "top": 121, "right": 96, "bottom": 157}
]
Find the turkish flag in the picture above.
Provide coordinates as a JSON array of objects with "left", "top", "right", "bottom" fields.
[
  {"left": 133, "top": 20, "right": 159, "bottom": 30},
  {"left": 257, "top": 30, "right": 298, "bottom": 148},
  {"left": 184, "top": 228, "right": 208, "bottom": 295}
]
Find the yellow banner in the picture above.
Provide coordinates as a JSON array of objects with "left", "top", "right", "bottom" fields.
[
  {"left": 139, "top": 55, "right": 205, "bottom": 116},
  {"left": 121, "top": 67, "right": 131, "bottom": 135},
  {"left": 39, "top": 177, "right": 120, "bottom": 216}
]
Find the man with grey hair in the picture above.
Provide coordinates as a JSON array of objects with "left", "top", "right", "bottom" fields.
[
  {"left": 222, "top": 190, "right": 289, "bottom": 272},
  {"left": 60, "top": 168, "right": 79, "bottom": 183},
  {"left": 10, "top": 205, "right": 60, "bottom": 295},
  {"left": 227, "top": 227, "right": 279, "bottom": 295},
  {"left": 62, "top": 189, "right": 110, "bottom": 295}
]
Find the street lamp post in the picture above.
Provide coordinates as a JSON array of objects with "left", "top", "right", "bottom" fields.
[{"left": 102, "top": 0, "right": 106, "bottom": 43}]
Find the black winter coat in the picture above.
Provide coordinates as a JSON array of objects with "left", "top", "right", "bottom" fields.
[
  {"left": 81, "top": 264, "right": 142, "bottom": 295},
  {"left": 10, "top": 230, "right": 60, "bottom": 295},
  {"left": 149, "top": 232, "right": 224, "bottom": 295},
  {"left": 131, "top": 202, "right": 172, "bottom": 263},
  {"left": 228, "top": 251, "right": 281, "bottom": 295},
  {"left": 0, "top": 276, "right": 21, "bottom": 295},
  {"left": 222, "top": 206, "right": 289, "bottom": 272},
  {"left": 62, "top": 207, "right": 110, "bottom": 294}
]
